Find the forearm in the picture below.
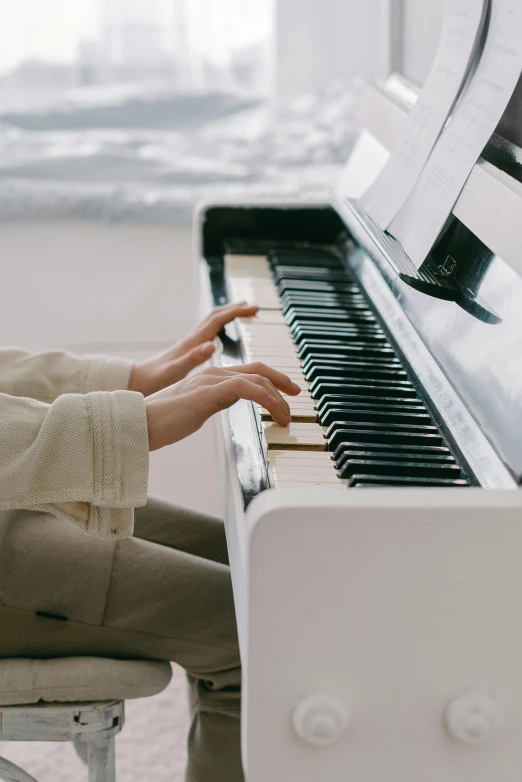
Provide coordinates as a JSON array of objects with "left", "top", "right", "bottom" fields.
[
  {"left": 0, "top": 390, "right": 149, "bottom": 538},
  {"left": 0, "top": 348, "right": 134, "bottom": 402}
]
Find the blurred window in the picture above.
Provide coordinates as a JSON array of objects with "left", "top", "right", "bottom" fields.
[{"left": 0, "top": 0, "right": 273, "bottom": 94}]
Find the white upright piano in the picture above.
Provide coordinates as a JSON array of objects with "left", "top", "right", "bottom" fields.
[{"left": 196, "top": 72, "right": 522, "bottom": 782}]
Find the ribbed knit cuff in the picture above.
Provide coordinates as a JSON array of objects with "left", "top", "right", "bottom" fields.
[
  {"left": 86, "top": 390, "right": 149, "bottom": 509},
  {"left": 84, "top": 356, "right": 135, "bottom": 393}
]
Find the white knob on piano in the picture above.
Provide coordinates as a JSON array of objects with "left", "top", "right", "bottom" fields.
[
  {"left": 292, "top": 695, "right": 350, "bottom": 747},
  {"left": 446, "top": 693, "right": 500, "bottom": 745}
]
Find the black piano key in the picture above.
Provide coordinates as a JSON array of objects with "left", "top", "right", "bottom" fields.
[
  {"left": 274, "top": 268, "right": 351, "bottom": 284},
  {"left": 336, "top": 450, "right": 456, "bottom": 473},
  {"left": 319, "top": 402, "right": 428, "bottom": 421},
  {"left": 270, "top": 253, "right": 343, "bottom": 264},
  {"left": 333, "top": 441, "right": 454, "bottom": 463},
  {"left": 348, "top": 476, "right": 469, "bottom": 487},
  {"left": 278, "top": 281, "right": 358, "bottom": 295},
  {"left": 293, "top": 329, "right": 384, "bottom": 344},
  {"left": 291, "top": 321, "right": 379, "bottom": 333},
  {"left": 281, "top": 295, "right": 368, "bottom": 309},
  {"left": 320, "top": 408, "right": 433, "bottom": 428},
  {"left": 326, "top": 419, "right": 438, "bottom": 441},
  {"left": 318, "top": 396, "right": 425, "bottom": 409},
  {"left": 326, "top": 427, "right": 443, "bottom": 451},
  {"left": 293, "top": 329, "right": 388, "bottom": 345},
  {"left": 287, "top": 310, "right": 376, "bottom": 325},
  {"left": 270, "top": 252, "right": 342, "bottom": 269},
  {"left": 303, "top": 355, "right": 401, "bottom": 372},
  {"left": 298, "top": 343, "right": 397, "bottom": 360},
  {"left": 310, "top": 380, "right": 417, "bottom": 399},
  {"left": 316, "top": 394, "right": 424, "bottom": 413},
  {"left": 291, "top": 321, "right": 384, "bottom": 333},
  {"left": 339, "top": 460, "right": 463, "bottom": 480},
  {"left": 310, "top": 375, "right": 414, "bottom": 395},
  {"left": 305, "top": 363, "right": 408, "bottom": 382},
  {"left": 282, "top": 294, "right": 366, "bottom": 308},
  {"left": 285, "top": 303, "right": 371, "bottom": 317}
]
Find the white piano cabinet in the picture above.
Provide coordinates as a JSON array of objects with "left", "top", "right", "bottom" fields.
[{"left": 243, "top": 489, "right": 522, "bottom": 782}]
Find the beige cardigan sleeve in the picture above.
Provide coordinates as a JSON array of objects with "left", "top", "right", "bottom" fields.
[
  {"left": 0, "top": 348, "right": 135, "bottom": 402},
  {"left": 0, "top": 349, "right": 149, "bottom": 539}
]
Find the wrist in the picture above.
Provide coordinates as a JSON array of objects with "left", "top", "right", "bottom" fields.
[
  {"left": 129, "top": 361, "right": 161, "bottom": 397},
  {"left": 145, "top": 399, "right": 162, "bottom": 451}
]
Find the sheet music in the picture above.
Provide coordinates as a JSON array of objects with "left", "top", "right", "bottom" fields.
[
  {"left": 360, "top": 0, "right": 489, "bottom": 229},
  {"left": 390, "top": 0, "right": 522, "bottom": 268}
]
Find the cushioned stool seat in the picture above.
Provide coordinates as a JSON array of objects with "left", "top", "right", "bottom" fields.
[
  {"left": 0, "top": 657, "right": 172, "bottom": 706},
  {"left": 0, "top": 657, "right": 173, "bottom": 782}
]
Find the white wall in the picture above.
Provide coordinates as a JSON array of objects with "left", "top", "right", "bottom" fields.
[
  {"left": 274, "top": 0, "right": 390, "bottom": 100},
  {"left": 0, "top": 220, "right": 223, "bottom": 517}
]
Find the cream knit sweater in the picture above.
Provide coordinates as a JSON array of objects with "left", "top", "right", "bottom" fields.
[{"left": 0, "top": 349, "right": 149, "bottom": 540}]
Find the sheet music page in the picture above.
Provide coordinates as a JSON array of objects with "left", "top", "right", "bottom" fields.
[
  {"left": 389, "top": 0, "right": 522, "bottom": 268},
  {"left": 360, "top": 0, "right": 489, "bottom": 230}
]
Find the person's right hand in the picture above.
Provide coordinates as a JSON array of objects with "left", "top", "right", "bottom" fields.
[{"left": 145, "top": 363, "right": 301, "bottom": 451}]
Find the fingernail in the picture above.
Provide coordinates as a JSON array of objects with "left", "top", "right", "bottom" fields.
[
  {"left": 201, "top": 342, "right": 214, "bottom": 355},
  {"left": 268, "top": 394, "right": 278, "bottom": 405}
]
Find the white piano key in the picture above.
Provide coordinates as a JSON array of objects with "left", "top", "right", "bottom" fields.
[
  {"left": 262, "top": 422, "right": 326, "bottom": 450},
  {"left": 267, "top": 450, "right": 334, "bottom": 464},
  {"left": 260, "top": 407, "right": 316, "bottom": 423},
  {"left": 238, "top": 322, "right": 291, "bottom": 334},
  {"left": 270, "top": 480, "right": 346, "bottom": 490},
  {"left": 238, "top": 311, "right": 286, "bottom": 324},
  {"left": 270, "top": 464, "right": 339, "bottom": 478},
  {"left": 243, "top": 354, "right": 303, "bottom": 369}
]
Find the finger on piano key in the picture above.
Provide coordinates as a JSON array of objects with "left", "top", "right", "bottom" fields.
[
  {"left": 243, "top": 354, "right": 303, "bottom": 370},
  {"left": 262, "top": 421, "right": 326, "bottom": 450},
  {"left": 260, "top": 404, "right": 317, "bottom": 423}
]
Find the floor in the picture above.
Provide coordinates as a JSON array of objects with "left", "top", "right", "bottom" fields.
[{"left": 0, "top": 219, "right": 224, "bottom": 779}]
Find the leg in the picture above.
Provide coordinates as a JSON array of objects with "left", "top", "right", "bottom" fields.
[
  {"left": 133, "top": 496, "right": 229, "bottom": 566},
  {"left": 86, "top": 736, "right": 115, "bottom": 782},
  {"left": 0, "top": 503, "right": 242, "bottom": 782}
]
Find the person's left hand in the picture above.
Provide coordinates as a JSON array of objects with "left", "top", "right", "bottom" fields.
[{"left": 129, "top": 302, "right": 259, "bottom": 396}]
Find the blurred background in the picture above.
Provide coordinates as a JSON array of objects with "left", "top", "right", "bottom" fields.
[{"left": 0, "top": 1, "right": 443, "bottom": 779}]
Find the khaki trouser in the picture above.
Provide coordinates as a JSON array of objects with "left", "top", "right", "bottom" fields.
[{"left": 0, "top": 497, "right": 242, "bottom": 782}]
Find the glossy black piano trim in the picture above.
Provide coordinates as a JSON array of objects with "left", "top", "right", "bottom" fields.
[{"left": 206, "top": 253, "right": 270, "bottom": 508}]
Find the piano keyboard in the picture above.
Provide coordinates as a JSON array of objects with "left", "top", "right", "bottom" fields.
[{"left": 225, "top": 249, "right": 471, "bottom": 491}]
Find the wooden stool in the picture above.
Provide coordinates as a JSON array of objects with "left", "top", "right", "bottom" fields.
[{"left": 0, "top": 657, "right": 172, "bottom": 782}]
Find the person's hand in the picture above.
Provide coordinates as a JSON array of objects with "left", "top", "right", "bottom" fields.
[
  {"left": 129, "top": 303, "right": 259, "bottom": 396},
  {"left": 145, "top": 363, "right": 300, "bottom": 451}
]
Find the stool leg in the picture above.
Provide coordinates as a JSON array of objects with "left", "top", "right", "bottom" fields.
[
  {"left": 0, "top": 756, "right": 40, "bottom": 782},
  {"left": 86, "top": 737, "right": 115, "bottom": 782}
]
